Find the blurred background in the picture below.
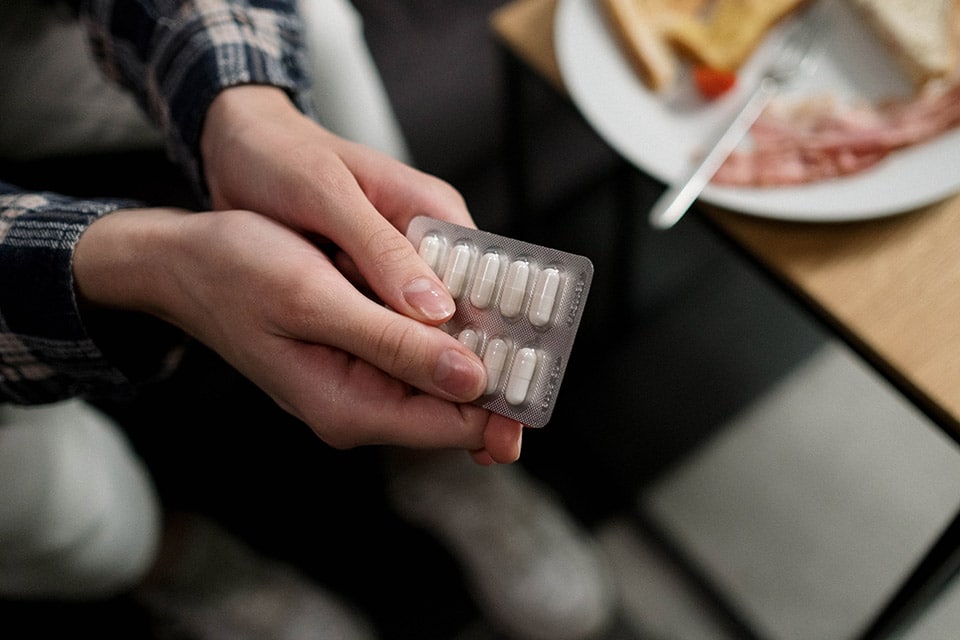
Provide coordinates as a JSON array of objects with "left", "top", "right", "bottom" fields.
[{"left": 3, "top": 1, "right": 960, "bottom": 639}]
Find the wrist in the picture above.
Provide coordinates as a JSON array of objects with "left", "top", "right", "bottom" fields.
[
  {"left": 200, "top": 86, "right": 301, "bottom": 177},
  {"left": 73, "top": 207, "right": 188, "bottom": 320}
]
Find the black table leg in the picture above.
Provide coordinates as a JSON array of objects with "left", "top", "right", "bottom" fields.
[{"left": 856, "top": 506, "right": 960, "bottom": 639}]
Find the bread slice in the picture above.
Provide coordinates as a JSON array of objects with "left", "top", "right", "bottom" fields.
[
  {"left": 667, "top": 0, "right": 809, "bottom": 71},
  {"left": 601, "top": 0, "right": 680, "bottom": 91},
  {"left": 847, "top": 0, "right": 959, "bottom": 86}
]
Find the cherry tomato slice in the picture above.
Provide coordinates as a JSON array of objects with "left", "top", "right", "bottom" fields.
[{"left": 693, "top": 66, "right": 737, "bottom": 99}]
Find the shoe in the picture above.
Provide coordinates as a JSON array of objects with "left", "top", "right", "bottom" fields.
[
  {"left": 386, "top": 450, "right": 617, "bottom": 640},
  {"left": 135, "top": 515, "right": 377, "bottom": 640}
]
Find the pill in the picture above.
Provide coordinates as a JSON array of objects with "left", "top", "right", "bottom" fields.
[
  {"left": 470, "top": 251, "right": 501, "bottom": 309},
  {"left": 499, "top": 259, "right": 530, "bottom": 318},
  {"left": 482, "top": 338, "right": 510, "bottom": 395},
  {"left": 418, "top": 233, "right": 443, "bottom": 272},
  {"left": 457, "top": 328, "right": 481, "bottom": 353},
  {"left": 442, "top": 243, "right": 473, "bottom": 297},
  {"left": 528, "top": 267, "right": 560, "bottom": 327},
  {"left": 505, "top": 348, "right": 538, "bottom": 405}
]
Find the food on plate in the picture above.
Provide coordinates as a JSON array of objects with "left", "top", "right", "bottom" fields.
[
  {"left": 600, "top": 0, "right": 705, "bottom": 91},
  {"left": 601, "top": 0, "right": 960, "bottom": 186},
  {"left": 600, "top": 0, "right": 807, "bottom": 93},
  {"left": 692, "top": 65, "right": 738, "bottom": 98},
  {"left": 711, "top": 82, "right": 960, "bottom": 186},
  {"left": 669, "top": 0, "right": 810, "bottom": 72},
  {"left": 709, "top": 0, "right": 960, "bottom": 186},
  {"left": 846, "top": 0, "right": 959, "bottom": 88}
]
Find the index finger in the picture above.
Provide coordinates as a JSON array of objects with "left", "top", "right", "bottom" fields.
[{"left": 322, "top": 190, "right": 457, "bottom": 325}]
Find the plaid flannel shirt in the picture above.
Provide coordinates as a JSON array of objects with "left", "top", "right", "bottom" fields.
[{"left": 0, "top": 0, "right": 312, "bottom": 404}]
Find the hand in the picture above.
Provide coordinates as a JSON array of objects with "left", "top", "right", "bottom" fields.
[
  {"left": 200, "top": 85, "right": 470, "bottom": 327},
  {"left": 73, "top": 206, "right": 522, "bottom": 463},
  {"left": 198, "top": 85, "right": 524, "bottom": 463}
]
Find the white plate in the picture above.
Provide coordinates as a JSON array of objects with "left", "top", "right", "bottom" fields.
[{"left": 554, "top": 0, "right": 960, "bottom": 222}]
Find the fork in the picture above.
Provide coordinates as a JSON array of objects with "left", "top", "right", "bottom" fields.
[{"left": 647, "top": 1, "right": 825, "bottom": 230}]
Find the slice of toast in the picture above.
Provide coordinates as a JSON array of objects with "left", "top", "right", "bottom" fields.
[
  {"left": 601, "top": 0, "right": 682, "bottom": 91},
  {"left": 847, "top": 0, "right": 959, "bottom": 87},
  {"left": 602, "top": 0, "right": 807, "bottom": 92},
  {"left": 666, "top": 0, "right": 809, "bottom": 71},
  {"left": 600, "top": 0, "right": 711, "bottom": 92}
]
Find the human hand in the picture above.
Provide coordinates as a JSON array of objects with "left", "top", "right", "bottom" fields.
[
  {"left": 200, "top": 85, "right": 471, "bottom": 326},
  {"left": 198, "top": 85, "right": 524, "bottom": 463},
  {"left": 73, "top": 206, "right": 522, "bottom": 463}
]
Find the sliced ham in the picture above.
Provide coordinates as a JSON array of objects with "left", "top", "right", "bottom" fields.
[{"left": 711, "top": 81, "right": 960, "bottom": 186}]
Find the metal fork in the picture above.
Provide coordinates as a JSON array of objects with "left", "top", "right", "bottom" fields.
[{"left": 648, "top": 2, "right": 825, "bottom": 230}]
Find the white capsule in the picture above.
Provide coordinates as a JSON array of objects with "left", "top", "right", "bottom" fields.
[
  {"left": 442, "top": 243, "right": 473, "bottom": 298},
  {"left": 457, "top": 328, "right": 481, "bottom": 353},
  {"left": 482, "top": 338, "right": 510, "bottom": 395},
  {"left": 418, "top": 233, "right": 443, "bottom": 273},
  {"left": 505, "top": 348, "right": 538, "bottom": 405},
  {"left": 528, "top": 267, "right": 560, "bottom": 327},
  {"left": 469, "top": 251, "right": 501, "bottom": 309},
  {"left": 499, "top": 259, "right": 530, "bottom": 318}
]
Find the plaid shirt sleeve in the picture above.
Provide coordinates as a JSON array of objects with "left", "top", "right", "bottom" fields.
[
  {"left": 0, "top": 1, "right": 311, "bottom": 403},
  {"left": 78, "top": 0, "right": 314, "bottom": 201},
  {"left": 0, "top": 182, "right": 182, "bottom": 404}
]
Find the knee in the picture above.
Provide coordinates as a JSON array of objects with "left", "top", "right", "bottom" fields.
[{"left": 0, "top": 400, "right": 161, "bottom": 599}]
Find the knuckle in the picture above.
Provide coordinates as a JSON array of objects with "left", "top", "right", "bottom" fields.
[
  {"left": 363, "top": 226, "right": 415, "bottom": 277},
  {"left": 370, "top": 317, "right": 427, "bottom": 378},
  {"left": 269, "top": 276, "right": 321, "bottom": 332}
]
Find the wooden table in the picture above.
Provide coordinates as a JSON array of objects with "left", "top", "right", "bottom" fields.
[{"left": 491, "top": 1, "right": 960, "bottom": 638}]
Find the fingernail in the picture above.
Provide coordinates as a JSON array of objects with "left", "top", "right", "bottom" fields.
[
  {"left": 403, "top": 277, "right": 455, "bottom": 321},
  {"left": 434, "top": 349, "right": 485, "bottom": 399}
]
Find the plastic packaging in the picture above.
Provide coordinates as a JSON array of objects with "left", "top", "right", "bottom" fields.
[{"left": 407, "top": 216, "right": 593, "bottom": 427}]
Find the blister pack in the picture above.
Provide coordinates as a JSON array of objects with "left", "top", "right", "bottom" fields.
[{"left": 407, "top": 216, "right": 593, "bottom": 428}]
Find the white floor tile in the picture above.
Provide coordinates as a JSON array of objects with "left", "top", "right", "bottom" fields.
[
  {"left": 636, "top": 341, "right": 960, "bottom": 639},
  {"left": 597, "top": 517, "right": 742, "bottom": 639}
]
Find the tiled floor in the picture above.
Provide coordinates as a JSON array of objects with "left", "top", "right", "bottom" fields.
[{"left": 631, "top": 340, "right": 960, "bottom": 640}]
